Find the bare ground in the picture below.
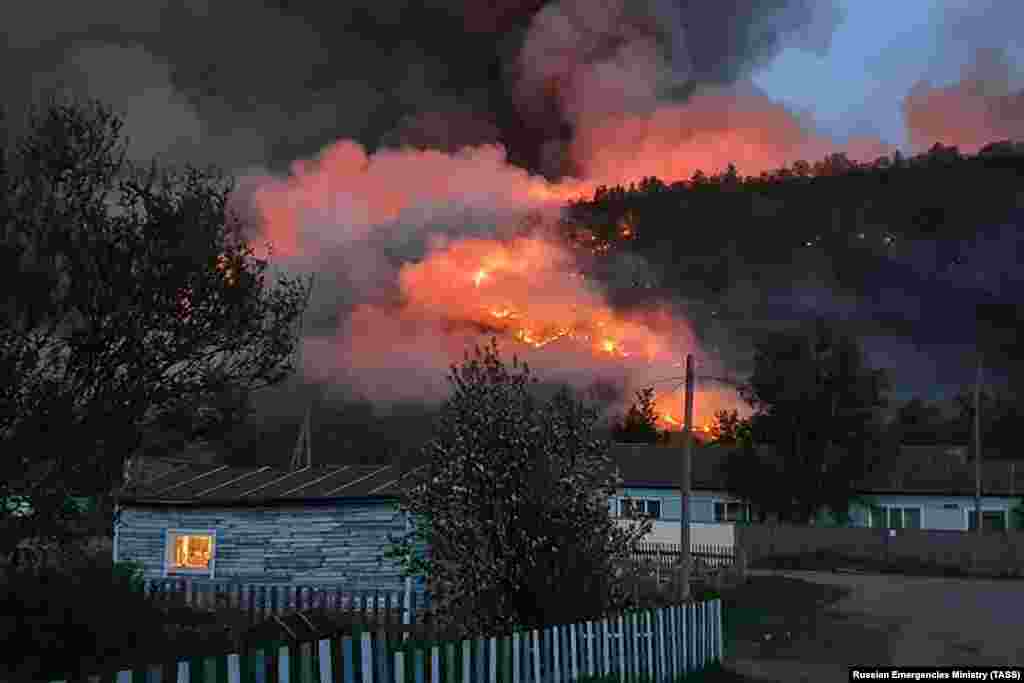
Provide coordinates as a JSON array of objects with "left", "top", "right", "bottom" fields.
[{"left": 722, "top": 569, "right": 1024, "bottom": 682}]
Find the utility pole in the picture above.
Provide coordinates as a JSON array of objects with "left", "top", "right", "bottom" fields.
[
  {"left": 974, "top": 355, "right": 983, "bottom": 536},
  {"left": 678, "top": 353, "right": 694, "bottom": 601}
]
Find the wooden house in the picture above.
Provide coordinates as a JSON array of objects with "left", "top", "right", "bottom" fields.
[{"left": 114, "top": 461, "right": 429, "bottom": 594}]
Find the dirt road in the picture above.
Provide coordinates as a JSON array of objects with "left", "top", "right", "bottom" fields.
[{"left": 724, "top": 569, "right": 1024, "bottom": 681}]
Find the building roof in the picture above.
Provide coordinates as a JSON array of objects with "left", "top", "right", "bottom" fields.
[
  {"left": 612, "top": 442, "right": 1024, "bottom": 498},
  {"left": 858, "top": 445, "right": 1024, "bottom": 497},
  {"left": 120, "top": 462, "right": 429, "bottom": 505},
  {"left": 120, "top": 441, "right": 1024, "bottom": 507},
  {"left": 611, "top": 443, "right": 731, "bottom": 490}
]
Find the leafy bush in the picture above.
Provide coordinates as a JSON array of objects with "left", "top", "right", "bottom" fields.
[
  {"left": 111, "top": 558, "right": 147, "bottom": 593},
  {"left": 0, "top": 555, "right": 243, "bottom": 680},
  {"left": 0, "top": 562, "right": 166, "bottom": 680}
]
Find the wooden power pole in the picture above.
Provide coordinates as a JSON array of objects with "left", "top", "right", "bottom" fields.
[{"left": 678, "top": 353, "right": 694, "bottom": 601}]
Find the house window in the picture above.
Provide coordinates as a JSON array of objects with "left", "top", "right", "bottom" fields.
[
  {"left": 164, "top": 529, "right": 216, "bottom": 577},
  {"left": 714, "top": 501, "right": 751, "bottom": 523},
  {"left": 870, "top": 505, "right": 886, "bottom": 529},
  {"left": 870, "top": 506, "right": 922, "bottom": 530},
  {"left": 968, "top": 510, "right": 1006, "bottom": 532},
  {"left": 619, "top": 498, "right": 661, "bottom": 519}
]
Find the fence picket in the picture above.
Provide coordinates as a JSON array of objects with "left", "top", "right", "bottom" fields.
[
  {"left": 430, "top": 644, "right": 440, "bottom": 683},
  {"left": 702, "top": 601, "right": 709, "bottom": 667},
  {"left": 530, "top": 630, "right": 541, "bottom": 683},
  {"left": 512, "top": 634, "right": 520, "bottom": 683},
  {"left": 48, "top": 593, "right": 721, "bottom": 683}
]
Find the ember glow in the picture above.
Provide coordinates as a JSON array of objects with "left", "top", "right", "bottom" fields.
[
  {"left": 397, "top": 235, "right": 674, "bottom": 363},
  {"left": 652, "top": 392, "right": 722, "bottom": 433},
  {"left": 570, "top": 86, "right": 895, "bottom": 187}
]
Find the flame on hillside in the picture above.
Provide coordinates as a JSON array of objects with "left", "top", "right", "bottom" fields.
[
  {"left": 397, "top": 235, "right": 674, "bottom": 363},
  {"left": 243, "top": 139, "right": 749, "bottom": 424}
]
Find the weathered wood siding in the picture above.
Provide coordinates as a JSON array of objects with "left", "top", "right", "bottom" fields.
[{"left": 116, "top": 500, "right": 417, "bottom": 592}]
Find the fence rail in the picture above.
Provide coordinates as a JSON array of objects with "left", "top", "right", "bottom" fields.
[
  {"left": 631, "top": 542, "right": 737, "bottom": 569},
  {"left": 735, "top": 523, "right": 1024, "bottom": 577},
  {"left": 50, "top": 598, "right": 724, "bottom": 683},
  {"left": 143, "top": 579, "right": 428, "bottom": 627}
]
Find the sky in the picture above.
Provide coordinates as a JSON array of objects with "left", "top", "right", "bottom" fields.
[
  {"left": 3, "top": 0, "right": 1023, "bottom": 426},
  {"left": 754, "top": 0, "right": 1024, "bottom": 150}
]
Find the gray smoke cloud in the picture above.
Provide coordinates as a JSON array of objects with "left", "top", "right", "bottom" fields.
[
  {"left": 17, "top": 0, "right": 971, "bottom": 450},
  {"left": 2, "top": 0, "right": 848, "bottom": 177}
]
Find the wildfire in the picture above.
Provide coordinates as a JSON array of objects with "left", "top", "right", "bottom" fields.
[
  {"left": 398, "top": 234, "right": 678, "bottom": 364},
  {"left": 618, "top": 211, "right": 637, "bottom": 239},
  {"left": 657, "top": 413, "right": 714, "bottom": 432},
  {"left": 651, "top": 389, "right": 723, "bottom": 433}
]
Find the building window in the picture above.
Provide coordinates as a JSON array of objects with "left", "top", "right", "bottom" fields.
[
  {"left": 968, "top": 510, "right": 1006, "bottom": 532},
  {"left": 870, "top": 506, "right": 922, "bottom": 530},
  {"left": 164, "top": 529, "right": 216, "bottom": 577},
  {"left": 619, "top": 498, "right": 661, "bottom": 519},
  {"left": 714, "top": 501, "right": 751, "bottom": 523}
]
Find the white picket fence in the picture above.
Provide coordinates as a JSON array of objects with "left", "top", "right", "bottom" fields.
[{"left": 50, "top": 599, "right": 723, "bottom": 683}]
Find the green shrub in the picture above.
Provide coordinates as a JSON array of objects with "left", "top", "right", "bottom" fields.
[
  {"left": 0, "top": 556, "right": 240, "bottom": 680},
  {"left": 111, "top": 558, "right": 147, "bottom": 593}
]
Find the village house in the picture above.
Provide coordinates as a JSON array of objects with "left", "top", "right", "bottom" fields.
[
  {"left": 107, "top": 434, "right": 1024, "bottom": 588},
  {"left": 114, "top": 460, "right": 429, "bottom": 594},
  {"left": 608, "top": 442, "right": 1024, "bottom": 536}
]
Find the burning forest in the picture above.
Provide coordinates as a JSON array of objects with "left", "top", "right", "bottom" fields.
[
  {"left": 245, "top": 142, "right": 741, "bottom": 430},
  {"left": 19, "top": 0, "right": 1013, "bottom": 438}
]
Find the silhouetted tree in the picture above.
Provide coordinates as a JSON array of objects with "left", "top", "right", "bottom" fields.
[
  {"left": 612, "top": 387, "right": 666, "bottom": 444},
  {"left": 709, "top": 409, "right": 754, "bottom": 449},
  {"left": 726, "top": 318, "right": 892, "bottom": 523},
  {"left": 893, "top": 397, "right": 948, "bottom": 445},
  {"left": 384, "top": 340, "right": 652, "bottom": 640},
  {"left": 0, "top": 99, "right": 310, "bottom": 563}
]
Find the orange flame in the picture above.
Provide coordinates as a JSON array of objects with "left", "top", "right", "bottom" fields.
[
  {"left": 651, "top": 392, "right": 733, "bottom": 433},
  {"left": 398, "top": 235, "right": 676, "bottom": 363}
]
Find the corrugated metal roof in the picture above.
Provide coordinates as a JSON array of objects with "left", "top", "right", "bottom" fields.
[
  {"left": 121, "top": 462, "right": 428, "bottom": 504},
  {"left": 613, "top": 442, "right": 1024, "bottom": 497}
]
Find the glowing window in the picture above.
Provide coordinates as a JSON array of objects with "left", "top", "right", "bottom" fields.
[{"left": 164, "top": 529, "right": 216, "bottom": 576}]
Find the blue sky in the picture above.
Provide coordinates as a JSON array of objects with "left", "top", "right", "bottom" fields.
[{"left": 753, "top": 0, "right": 1023, "bottom": 151}]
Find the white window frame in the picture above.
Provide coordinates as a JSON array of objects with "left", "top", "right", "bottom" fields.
[
  {"left": 870, "top": 505, "right": 924, "bottom": 530},
  {"left": 163, "top": 528, "right": 217, "bottom": 578},
  {"left": 965, "top": 508, "right": 1007, "bottom": 532},
  {"left": 714, "top": 500, "right": 751, "bottom": 523},
  {"left": 618, "top": 497, "right": 662, "bottom": 519}
]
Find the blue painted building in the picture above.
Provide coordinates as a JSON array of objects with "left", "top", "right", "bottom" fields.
[
  {"left": 115, "top": 462, "right": 429, "bottom": 594},
  {"left": 607, "top": 442, "right": 1024, "bottom": 534}
]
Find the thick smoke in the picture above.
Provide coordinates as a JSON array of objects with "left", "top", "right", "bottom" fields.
[
  {"left": 903, "top": 47, "right": 1024, "bottom": 154},
  {"left": 2, "top": 0, "right": 849, "bottom": 177},
  {"left": 239, "top": 138, "right": 739, "bottom": 424},
  {"left": 17, "top": 0, "right": 1016, "bottom": 433},
  {"left": 570, "top": 81, "right": 894, "bottom": 187}
]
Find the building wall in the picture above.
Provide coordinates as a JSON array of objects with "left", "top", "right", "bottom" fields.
[
  {"left": 626, "top": 520, "right": 735, "bottom": 546},
  {"left": 116, "top": 500, "right": 418, "bottom": 592},
  {"left": 611, "top": 488, "right": 737, "bottom": 546},
  {"left": 612, "top": 487, "right": 1019, "bottom": 534},
  {"left": 849, "top": 494, "right": 1016, "bottom": 531}
]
